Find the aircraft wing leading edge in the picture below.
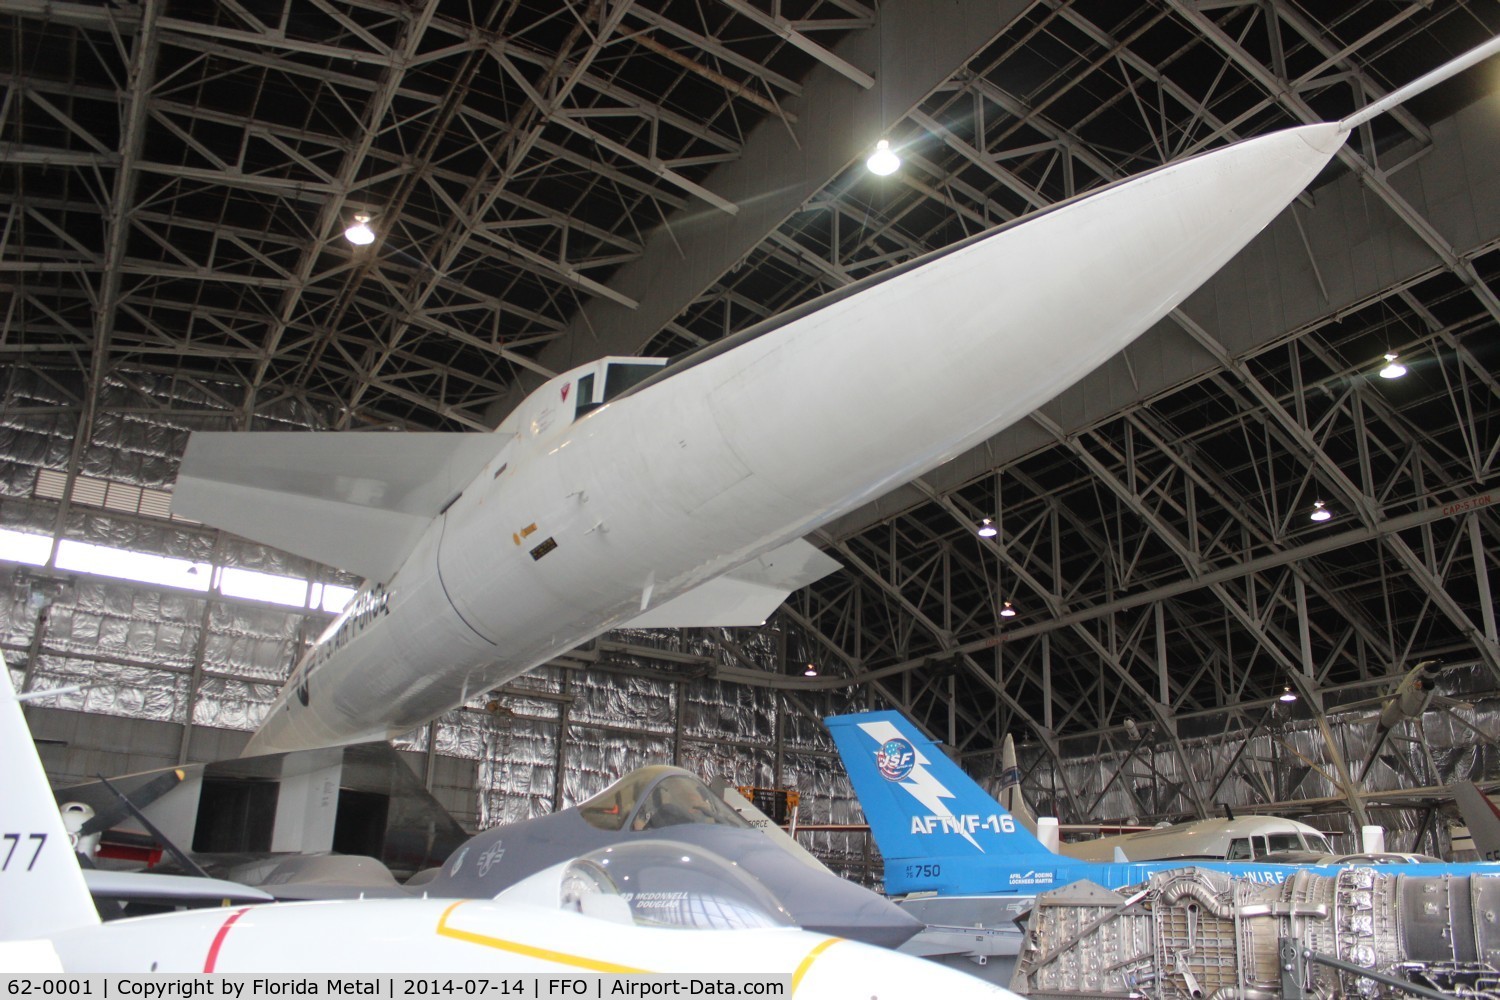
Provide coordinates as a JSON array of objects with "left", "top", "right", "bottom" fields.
[
  {"left": 626, "top": 538, "right": 841, "bottom": 627},
  {"left": 172, "top": 431, "right": 501, "bottom": 581}
]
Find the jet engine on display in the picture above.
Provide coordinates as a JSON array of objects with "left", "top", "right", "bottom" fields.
[
  {"left": 1010, "top": 866, "right": 1500, "bottom": 1000},
  {"left": 826, "top": 707, "right": 1500, "bottom": 989}
]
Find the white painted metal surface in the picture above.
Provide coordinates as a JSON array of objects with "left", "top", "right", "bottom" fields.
[
  {"left": 185, "top": 123, "right": 1347, "bottom": 755},
  {"left": 37, "top": 896, "right": 1015, "bottom": 984}
]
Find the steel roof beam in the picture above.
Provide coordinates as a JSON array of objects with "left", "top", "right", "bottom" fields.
[
  {"left": 717, "top": 0, "right": 874, "bottom": 90},
  {"left": 502, "top": 0, "right": 1029, "bottom": 407},
  {"left": 325, "top": 2, "right": 641, "bottom": 421}
]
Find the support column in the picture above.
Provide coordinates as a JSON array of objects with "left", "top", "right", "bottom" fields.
[
  {"left": 424, "top": 720, "right": 438, "bottom": 791},
  {"left": 553, "top": 672, "right": 571, "bottom": 810},
  {"left": 1293, "top": 576, "right": 1371, "bottom": 828},
  {"left": 1470, "top": 514, "right": 1497, "bottom": 644},
  {"left": 178, "top": 536, "right": 225, "bottom": 764}
]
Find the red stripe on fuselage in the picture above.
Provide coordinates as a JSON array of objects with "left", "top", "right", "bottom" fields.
[{"left": 203, "top": 907, "right": 251, "bottom": 972}]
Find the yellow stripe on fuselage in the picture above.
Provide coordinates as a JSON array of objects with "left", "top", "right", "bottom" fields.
[
  {"left": 435, "top": 900, "right": 654, "bottom": 974},
  {"left": 790, "top": 937, "right": 842, "bottom": 995}
]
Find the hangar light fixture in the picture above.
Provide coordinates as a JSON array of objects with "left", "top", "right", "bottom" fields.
[
  {"left": 1309, "top": 500, "right": 1332, "bottom": 522},
  {"left": 976, "top": 517, "right": 998, "bottom": 538},
  {"left": 344, "top": 212, "right": 376, "bottom": 246},
  {"left": 1378, "top": 351, "right": 1407, "bottom": 379},
  {"left": 1279, "top": 686, "right": 1298, "bottom": 703},
  {"left": 999, "top": 600, "right": 1016, "bottom": 618},
  {"left": 866, "top": 138, "right": 900, "bottom": 176},
  {"left": 803, "top": 662, "right": 818, "bottom": 677}
]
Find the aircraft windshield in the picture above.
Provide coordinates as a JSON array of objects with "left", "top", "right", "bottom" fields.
[
  {"left": 559, "top": 841, "right": 793, "bottom": 931},
  {"left": 578, "top": 767, "right": 752, "bottom": 832},
  {"left": 1266, "top": 833, "right": 1306, "bottom": 854}
]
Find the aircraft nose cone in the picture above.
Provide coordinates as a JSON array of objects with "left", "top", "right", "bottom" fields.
[
  {"left": 1297, "top": 121, "right": 1349, "bottom": 156},
  {"left": 793, "top": 871, "right": 924, "bottom": 949},
  {"left": 706, "top": 830, "right": 923, "bottom": 947}
]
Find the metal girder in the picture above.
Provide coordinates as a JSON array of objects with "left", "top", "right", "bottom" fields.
[
  {"left": 242, "top": 0, "right": 443, "bottom": 422},
  {"left": 1030, "top": 407, "right": 1397, "bottom": 703},
  {"left": 328, "top": 2, "right": 640, "bottom": 425},
  {"left": 717, "top": 0, "right": 873, "bottom": 90},
  {"left": 1172, "top": 311, "right": 1500, "bottom": 681},
  {"left": 622, "top": 7, "right": 805, "bottom": 99},
  {"left": 1165, "top": 0, "right": 1500, "bottom": 329},
  {"left": 42, "top": 0, "right": 161, "bottom": 562},
  {"left": 502, "top": 0, "right": 1030, "bottom": 402}
]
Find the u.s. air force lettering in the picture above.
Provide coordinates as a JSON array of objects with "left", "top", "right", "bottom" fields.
[{"left": 295, "top": 584, "right": 392, "bottom": 707}]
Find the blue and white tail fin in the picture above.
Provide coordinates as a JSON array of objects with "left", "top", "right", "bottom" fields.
[
  {"left": 0, "top": 652, "right": 100, "bottom": 941},
  {"left": 826, "top": 710, "right": 1061, "bottom": 895}
]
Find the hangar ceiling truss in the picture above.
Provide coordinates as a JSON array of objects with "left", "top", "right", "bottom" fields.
[{"left": 3, "top": 0, "right": 1499, "bottom": 828}]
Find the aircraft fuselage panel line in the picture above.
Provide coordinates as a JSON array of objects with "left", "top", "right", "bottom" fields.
[
  {"left": 435, "top": 508, "right": 502, "bottom": 646},
  {"left": 226, "top": 122, "right": 1350, "bottom": 754}
]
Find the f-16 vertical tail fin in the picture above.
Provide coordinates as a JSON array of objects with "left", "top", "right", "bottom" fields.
[
  {"left": 0, "top": 654, "right": 100, "bottom": 942},
  {"left": 998, "top": 733, "right": 1039, "bottom": 836},
  {"left": 826, "top": 710, "right": 1057, "bottom": 895}
]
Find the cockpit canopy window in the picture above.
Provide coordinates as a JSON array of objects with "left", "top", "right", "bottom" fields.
[
  {"left": 559, "top": 841, "right": 794, "bottom": 931},
  {"left": 576, "top": 361, "right": 668, "bottom": 419},
  {"left": 630, "top": 775, "right": 748, "bottom": 831},
  {"left": 577, "top": 767, "right": 751, "bottom": 832},
  {"left": 1266, "top": 833, "right": 1305, "bottom": 854},
  {"left": 1303, "top": 831, "right": 1333, "bottom": 853},
  {"left": 1228, "top": 832, "right": 1319, "bottom": 859}
]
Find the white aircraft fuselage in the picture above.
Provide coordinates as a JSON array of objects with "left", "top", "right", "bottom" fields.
[
  {"left": 230, "top": 122, "right": 1346, "bottom": 755},
  {"left": 33, "top": 896, "right": 996, "bottom": 984}
]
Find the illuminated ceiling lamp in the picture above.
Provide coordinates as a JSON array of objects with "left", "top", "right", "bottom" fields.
[
  {"left": 1378, "top": 352, "right": 1407, "bottom": 379},
  {"left": 1279, "top": 686, "right": 1298, "bottom": 703},
  {"left": 999, "top": 600, "right": 1017, "bottom": 618},
  {"left": 976, "top": 517, "right": 998, "bottom": 538},
  {"left": 1309, "top": 500, "right": 1332, "bottom": 522},
  {"left": 803, "top": 662, "right": 818, "bottom": 677},
  {"left": 344, "top": 212, "right": 376, "bottom": 246},
  {"left": 866, "top": 138, "right": 900, "bottom": 176}
]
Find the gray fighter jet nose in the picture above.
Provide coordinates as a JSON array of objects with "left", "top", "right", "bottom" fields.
[
  {"left": 418, "top": 766, "right": 924, "bottom": 950},
  {"left": 789, "top": 866, "right": 925, "bottom": 948},
  {"left": 698, "top": 829, "right": 922, "bottom": 948}
]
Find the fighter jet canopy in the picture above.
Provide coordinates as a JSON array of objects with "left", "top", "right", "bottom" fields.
[
  {"left": 558, "top": 840, "right": 794, "bottom": 931},
  {"left": 578, "top": 766, "right": 753, "bottom": 833}
]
